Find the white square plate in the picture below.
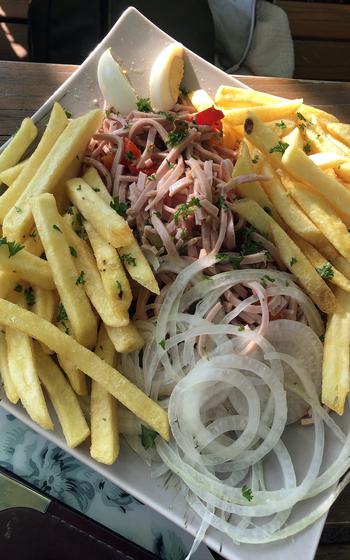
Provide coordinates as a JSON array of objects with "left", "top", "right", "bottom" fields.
[{"left": 0, "top": 7, "right": 336, "bottom": 559}]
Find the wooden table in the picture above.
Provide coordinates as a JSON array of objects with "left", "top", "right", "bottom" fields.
[{"left": 1, "top": 61, "right": 350, "bottom": 560}]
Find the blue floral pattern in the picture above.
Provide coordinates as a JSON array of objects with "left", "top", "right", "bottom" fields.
[{"left": 0, "top": 409, "right": 213, "bottom": 560}]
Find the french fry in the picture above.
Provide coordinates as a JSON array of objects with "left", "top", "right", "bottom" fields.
[
  {"left": 60, "top": 215, "right": 127, "bottom": 327},
  {"left": 224, "top": 98, "right": 303, "bottom": 127},
  {"left": 283, "top": 126, "right": 304, "bottom": 150},
  {"left": 0, "top": 271, "right": 20, "bottom": 298},
  {"left": 188, "top": 89, "right": 213, "bottom": 111},
  {"left": 232, "top": 141, "right": 276, "bottom": 213},
  {"left": 0, "top": 298, "right": 169, "bottom": 440},
  {"left": 0, "top": 118, "right": 37, "bottom": 174},
  {"left": 309, "top": 152, "right": 348, "bottom": 170},
  {"left": 82, "top": 166, "right": 111, "bottom": 205},
  {"left": 0, "top": 103, "right": 68, "bottom": 223},
  {"left": 326, "top": 122, "right": 350, "bottom": 148},
  {"left": 85, "top": 222, "right": 132, "bottom": 318},
  {"left": 242, "top": 112, "right": 283, "bottom": 168},
  {"left": 282, "top": 143, "right": 350, "bottom": 218},
  {"left": 335, "top": 161, "right": 350, "bottom": 183},
  {"left": 118, "top": 239, "right": 160, "bottom": 295},
  {"left": 66, "top": 178, "right": 133, "bottom": 248},
  {"left": 2, "top": 109, "right": 102, "bottom": 241},
  {"left": 291, "top": 233, "right": 350, "bottom": 293},
  {"left": 0, "top": 241, "right": 54, "bottom": 289},
  {"left": 33, "top": 287, "right": 57, "bottom": 354},
  {"left": 5, "top": 291, "right": 53, "bottom": 429},
  {"left": 31, "top": 193, "right": 97, "bottom": 348},
  {"left": 304, "top": 119, "right": 350, "bottom": 157},
  {"left": 90, "top": 324, "right": 119, "bottom": 464},
  {"left": 261, "top": 162, "right": 326, "bottom": 247},
  {"left": 0, "top": 159, "right": 27, "bottom": 187},
  {"left": 215, "top": 86, "right": 339, "bottom": 123},
  {"left": 0, "top": 330, "right": 19, "bottom": 404},
  {"left": 34, "top": 343, "right": 90, "bottom": 448},
  {"left": 280, "top": 175, "right": 350, "bottom": 262},
  {"left": 22, "top": 229, "right": 44, "bottom": 257},
  {"left": 232, "top": 198, "right": 336, "bottom": 314},
  {"left": 106, "top": 322, "right": 145, "bottom": 354},
  {"left": 322, "top": 287, "right": 350, "bottom": 415},
  {"left": 56, "top": 317, "right": 87, "bottom": 396}
]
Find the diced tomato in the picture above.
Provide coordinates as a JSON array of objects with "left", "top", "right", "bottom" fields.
[
  {"left": 195, "top": 106, "right": 224, "bottom": 126},
  {"left": 122, "top": 137, "right": 141, "bottom": 168},
  {"left": 101, "top": 152, "right": 115, "bottom": 170}
]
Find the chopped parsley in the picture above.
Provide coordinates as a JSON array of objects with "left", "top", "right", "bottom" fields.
[
  {"left": 29, "top": 230, "right": 37, "bottom": 239},
  {"left": 110, "top": 197, "right": 130, "bottom": 219},
  {"left": 69, "top": 246, "right": 77, "bottom": 258},
  {"left": 251, "top": 154, "right": 259, "bottom": 164},
  {"left": 76, "top": 212, "right": 84, "bottom": 227},
  {"left": 166, "top": 160, "right": 175, "bottom": 169},
  {"left": 148, "top": 174, "right": 156, "bottom": 181},
  {"left": 303, "top": 141, "right": 312, "bottom": 154},
  {"left": 216, "top": 253, "right": 244, "bottom": 270},
  {"left": 217, "top": 195, "right": 228, "bottom": 210},
  {"left": 238, "top": 324, "right": 245, "bottom": 332},
  {"left": 238, "top": 226, "right": 265, "bottom": 256},
  {"left": 136, "top": 97, "right": 152, "bottom": 112},
  {"left": 92, "top": 187, "right": 100, "bottom": 192},
  {"left": 319, "top": 334, "right": 325, "bottom": 343},
  {"left": 159, "top": 339, "right": 166, "bottom": 350},
  {"left": 242, "top": 485, "right": 253, "bottom": 502},
  {"left": 174, "top": 197, "right": 201, "bottom": 225},
  {"left": 0, "top": 237, "right": 24, "bottom": 257},
  {"left": 64, "top": 109, "right": 72, "bottom": 118},
  {"left": 116, "top": 280, "right": 123, "bottom": 298},
  {"left": 179, "top": 245, "right": 188, "bottom": 256},
  {"left": 76, "top": 185, "right": 82, "bottom": 191},
  {"left": 264, "top": 206, "right": 272, "bottom": 215},
  {"left": 15, "top": 206, "right": 22, "bottom": 213},
  {"left": 290, "top": 257, "right": 298, "bottom": 266},
  {"left": 24, "top": 286, "right": 35, "bottom": 306},
  {"left": 141, "top": 425, "right": 158, "bottom": 449},
  {"left": 167, "top": 123, "right": 189, "bottom": 147},
  {"left": 297, "top": 112, "right": 307, "bottom": 122},
  {"left": 66, "top": 206, "right": 74, "bottom": 215},
  {"left": 160, "top": 111, "right": 175, "bottom": 122},
  {"left": 124, "top": 150, "right": 135, "bottom": 161},
  {"left": 316, "top": 262, "right": 334, "bottom": 280},
  {"left": 180, "top": 85, "right": 189, "bottom": 96},
  {"left": 105, "top": 108, "right": 112, "bottom": 119},
  {"left": 316, "top": 133, "right": 321, "bottom": 140},
  {"left": 53, "top": 224, "right": 61, "bottom": 232},
  {"left": 275, "top": 120, "right": 287, "bottom": 129},
  {"left": 14, "top": 284, "right": 23, "bottom": 292},
  {"left": 75, "top": 271, "right": 86, "bottom": 285},
  {"left": 121, "top": 253, "right": 136, "bottom": 266},
  {"left": 152, "top": 211, "right": 161, "bottom": 218},
  {"left": 57, "top": 303, "right": 69, "bottom": 333},
  {"left": 269, "top": 141, "right": 289, "bottom": 155}
]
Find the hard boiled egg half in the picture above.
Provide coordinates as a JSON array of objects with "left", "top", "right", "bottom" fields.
[
  {"left": 149, "top": 43, "right": 184, "bottom": 112},
  {"left": 97, "top": 48, "right": 137, "bottom": 114}
]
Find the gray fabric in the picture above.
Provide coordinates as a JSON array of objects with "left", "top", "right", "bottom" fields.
[{"left": 209, "top": 0, "right": 294, "bottom": 78}]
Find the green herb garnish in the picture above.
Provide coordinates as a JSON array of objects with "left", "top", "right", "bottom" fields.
[
  {"left": 167, "top": 124, "right": 189, "bottom": 147},
  {"left": 0, "top": 237, "right": 24, "bottom": 257},
  {"left": 217, "top": 195, "right": 228, "bottom": 209},
  {"left": 29, "top": 230, "right": 37, "bottom": 239},
  {"left": 269, "top": 141, "right": 289, "bottom": 155},
  {"left": 136, "top": 97, "right": 152, "bottom": 112},
  {"left": 303, "top": 141, "right": 312, "bottom": 154},
  {"left": 124, "top": 151, "right": 135, "bottom": 161},
  {"left": 75, "top": 271, "right": 86, "bottom": 285},
  {"left": 64, "top": 109, "right": 72, "bottom": 118},
  {"left": 121, "top": 253, "right": 136, "bottom": 266},
  {"left": 66, "top": 206, "right": 74, "bottom": 215},
  {"left": 141, "top": 425, "right": 158, "bottom": 449},
  {"left": 216, "top": 253, "right": 244, "bottom": 270},
  {"left": 160, "top": 111, "right": 175, "bottom": 122},
  {"left": 275, "top": 120, "right": 287, "bottom": 129},
  {"left": 174, "top": 197, "right": 201, "bottom": 225},
  {"left": 15, "top": 206, "right": 22, "bottom": 213},
  {"left": 290, "top": 257, "right": 298, "bottom": 266},
  {"left": 242, "top": 485, "right": 253, "bottom": 502},
  {"left": 24, "top": 286, "right": 35, "bottom": 306},
  {"left": 251, "top": 154, "right": 259, "bottom": 164},
  {"left": 110, "top": 197, "right": 130, "bottom": 219},
  {"left": 264, "top": 206, "right": 272, "bottom": 215},
  {"left": 159, "top": 339, "right": 166, "bottom": 350},
  {"left": 53, "top": 224, "right": 61, "bottom": 232},
  {"left": 14, "top": 284, "right": 23, "bottom": 292},
  {"left": 316, "top": 262, "right": 334, "bottom": 280},
  {"left": 116, "top": 280, "right": 123, "bottom": 298},
  {"left": 69, "top": 246, "right": 77, "bottom": 258}
]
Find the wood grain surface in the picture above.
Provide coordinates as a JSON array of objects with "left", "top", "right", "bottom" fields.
[{"left": 1, "top": 61, "right": 350, "bottom": 559}]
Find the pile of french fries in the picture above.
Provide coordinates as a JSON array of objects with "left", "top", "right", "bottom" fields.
[
  {"left": 190, "top": 86, "right": 350, "bottom": 416},
  {"left": 0, "top": 102, "right": 168, "bottom": 465}
]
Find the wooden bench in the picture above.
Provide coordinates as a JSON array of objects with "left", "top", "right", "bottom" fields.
[{"left": 276, "top": 1, "right": 350, "bottom": 81}]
